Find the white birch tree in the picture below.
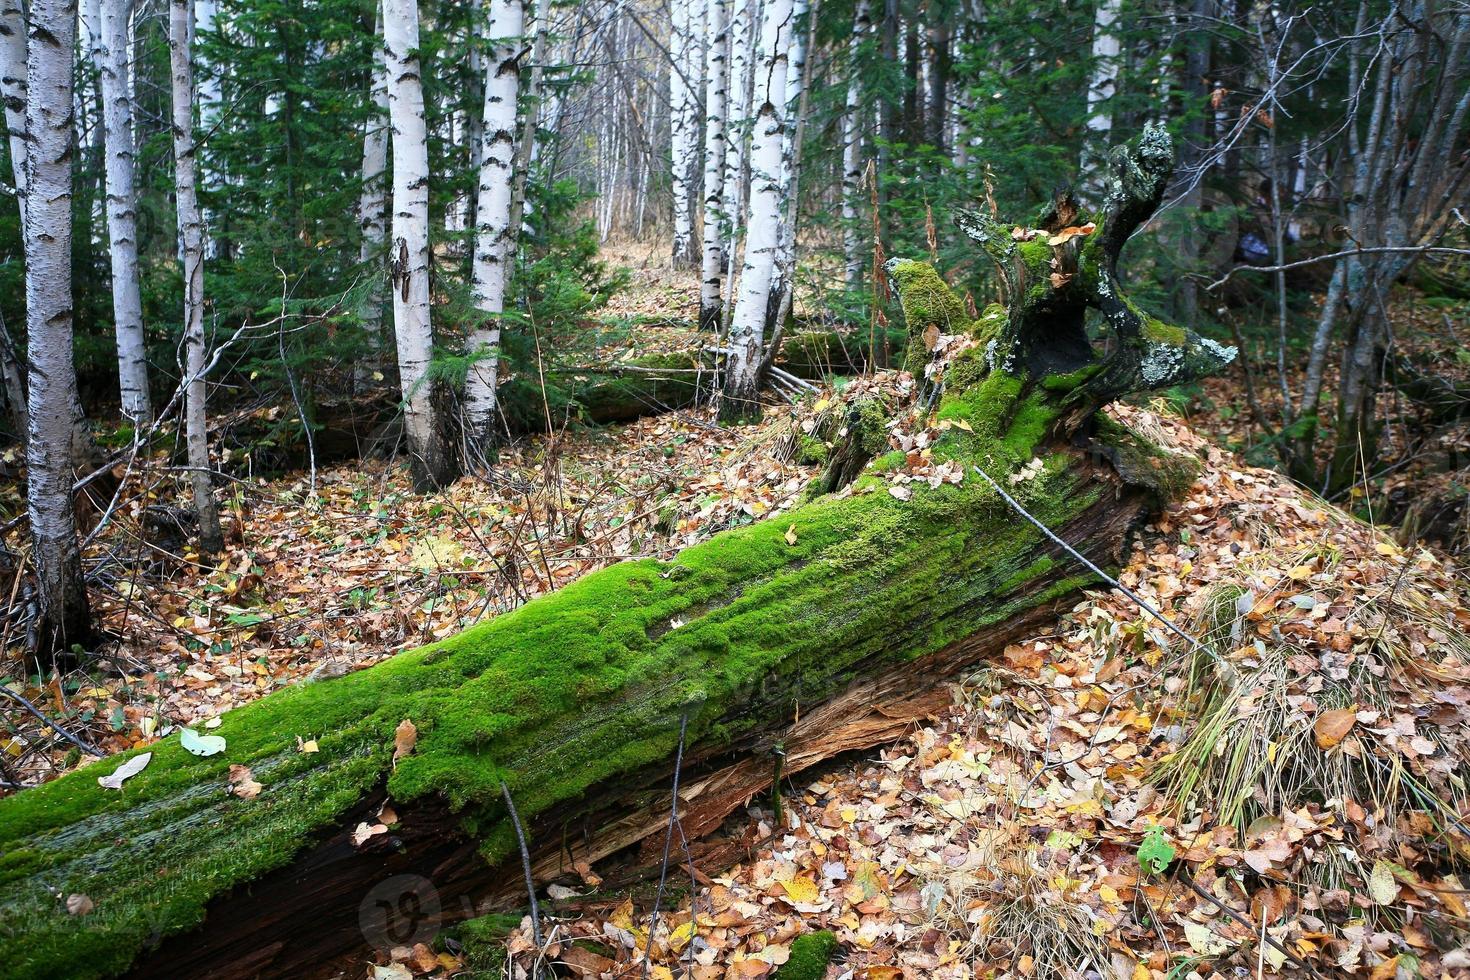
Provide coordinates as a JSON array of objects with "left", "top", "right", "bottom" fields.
[
  {"left": 721, "top": 0, "right": 754, "bottom": 315},
  {"left": 1, "top": 0, "right": 28, "bottom": 219},
  {"left": 698, "top": 0, "right": 729, "bottom": 332},
  {"left": 357, "top": 11, "right": 390, "bottom": 350},
  {"left": 169, "top": 0, "right": 224, "bottom": 554},
  {"left": 25, "top": 0, "right": 92, "bottom": 654},
  {"left": 97, "top": 0, "right": 151, "bottom": 422},
  {"left": 463, "top": 0, "right": 524, "bottom": 462},
  {"left": 1079, "top": 0, "right": 1121, "bottom": 200},
  {"left": 764, "top": 0, "right": 809, "bottom": 332},
  {"left": 668, "top": 0, "right": 701, "bottom": 267},
  {"left": 383, "top": 0, "right": 457, "bottom": 488},
  {"left": 721, "top": 0, "right": 791, "bottom": 422},
  {"left": 840, "top": 0, "right": 869, "bottom": 290}
]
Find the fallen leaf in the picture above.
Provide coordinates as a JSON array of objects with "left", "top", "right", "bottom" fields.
[
  {"left": 1313, "top": 709, "right": 1356, "bottom": 749},
  {"left": 1368, "top": 860, "right": 1399, "bottom": 905},
  {"left": 66, "top": 894, "right": 94, "bottom": 916},
  {"left": 784, "top": 525, "right": 798, "bottom": 546},
  {"left": 180, "top": 727, "right": 226, "bottom": 757},
  {"left": 97, "top": 752, "right": 151, "bottom": 790},
  {"left": 227, "top": 764, "right": 262, "bottom": 799},
  {"left": 297, "top": 736, "right": 319, "bottom": 753},
  {"left": 393, "top": 719, "right": 417, "bottom": 766}
]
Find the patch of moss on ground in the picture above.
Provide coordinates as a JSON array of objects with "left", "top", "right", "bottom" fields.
[{"left": 773, "top": 929, "right": 838, "bottom": 979}]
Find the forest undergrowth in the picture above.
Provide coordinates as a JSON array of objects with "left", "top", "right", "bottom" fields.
[{"left": 5, "top": 267, "right": 1470, "bottom": 979}]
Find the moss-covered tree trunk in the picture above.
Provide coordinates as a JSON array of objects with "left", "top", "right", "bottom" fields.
[{"left": 0, "top": 127, "right": 1232, "bottom": 980}]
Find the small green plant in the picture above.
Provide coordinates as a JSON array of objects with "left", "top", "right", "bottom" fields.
[{"left": 1138, "top": 824, "right": 1175, "bottom": 876}]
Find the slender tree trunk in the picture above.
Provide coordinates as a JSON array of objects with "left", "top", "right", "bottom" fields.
[
  {"left": 1079, "top": 0, "right": 1120, "bottom": 203},
  {"left": 357, "top": 10, "right": 390, "bottom": 360},
  {"left": 668, "top": 0, "right": 699, "bottom": 266},
  {"left": 1, "top": 0, "right": 27, "bottom": 221},
  {"left": 25, "top": 0, "right": 92, "bottom": 656},
  {"left": 926, "top": 20, "right": 949, "bottom": 155},
  {"left": 169, "top": 0, "right": 224, "bottom": 555},
  {"left": 764, "top": 0, "right": 808, "bottom": 334},
  {"left": 463, "top": 0, "right": 524, "bottom": 464},
  {"left": 96, "top": 0, "right": 151, "bottom": 422},
  {"left": 721, "top": 0, "right": 792, "bottom": 422},
  {"left": 721, "top": 0, "right": 753, "bottom": 319},
  {"left": 507, "top": 0, "right": 547, "bottom": 237},
  {"left": 841, "top": 0, "right": 870, "bottom": 291},
  {"left": 383, "top": 0, "right": 457, "bottom": 489},
  {"left": 698, "top": 0, "right": 729, "bottom": 332},
  {"left": 0, "top": 313, "right": 24, "bottom": 441}
]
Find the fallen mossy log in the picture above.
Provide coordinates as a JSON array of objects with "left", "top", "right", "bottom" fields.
[
  {"left": 0, "top": 126, "right": 1233, "bottom": 980},
  {"left": 499, "top": 351, "right": 707, "bottom": 429},
  {"left": 776, "top": 327, "right": 909, "bottom": 378}
]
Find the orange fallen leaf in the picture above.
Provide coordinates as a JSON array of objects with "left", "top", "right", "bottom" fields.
[{"left": 1314, "top": 709, "right": 1356, "bottom": 749}]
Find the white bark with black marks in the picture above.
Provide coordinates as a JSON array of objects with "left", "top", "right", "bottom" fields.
[
  {"left": 97, "top": 0, "right": 151, "bottom": 422},
  {"left": 383, "top": 0, "right": 456, "bottom": 488},
  {"left": 464, "top": 0, "right": 524, "bottom": 462},
  {"left": 25, "top": 0, "right": 92, "bottom": 655},
  {"left": 669, "top": 0, "right": 700, "bottom": 267},
  {"left": 357, "top": 11, "right": 390, "bottom": 351},
  {"left": 1079, "top": 0, "right": 1121, "bottom": 203},
  {"left": 1, "top": 0, "right": 27, "bottom": 222},
  {"left": 722, "top": 0, "right": 791, "bottom": 422},
  {"left": 840, "top": 0, "right": 869, "bottom": 290},
  {"left": 169, "top": 0, "right": 224, "bottom": 554},
  {"left": 698, "top": 0, "right": 729, "bottom": 332}
]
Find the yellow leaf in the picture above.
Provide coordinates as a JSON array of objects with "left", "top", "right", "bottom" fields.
[
  {"left": 668, "top": 920, "right": 696, "bottom": 952},
  {"left": 951, "top": 418, "right": 973, "bottom": 431},
  {"left": 784, "top": 525, "right": 798, "bottom": 546},
  {"left": 778, "top": 875, "right": 821, "bottom": 904},
  {"left": 1288, "top": 564, "right": 1314, "bottom": 581},
  {"left": 1131, "top": 963, "right": 1151, "bottom": 980}
]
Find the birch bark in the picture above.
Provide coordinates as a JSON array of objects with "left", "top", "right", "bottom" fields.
[
  {"left": 721, "top": 0, "right": 791, "bottom": 422},
  {"left": 98, "top": 0, "right": 151, "bottom": 421},
  {"left": 357, "top": 10, "right": 390, "bottom": 353},
  {"left": 764, "top": 0, "right": 808, "bottom": 333},
  {"left": 169, "top": 0, "right": 224, "bottom": 554},
  {"left": 841, "top": 0, "right": 870, "bottom": 290},
  {"left": 1, "top": 0, "right": 27, "bottom": 221},
  {"left": 1079, "top": 0, "right": 1121, "bottom": 202},
  {"left": 383, "top": 0, "right": 457, "bottom": 488},
  {"left": 463, "top": 0, "right": 524, "bottom": 462},
  {"left": 25, "top": 0, "right": 92, "bottom": 654},
  {"left": 698, "top": 0, "right": 729, "bottom": 332},
  {"left": 668, "top": 0, "right": 700, "bottom": 266}
]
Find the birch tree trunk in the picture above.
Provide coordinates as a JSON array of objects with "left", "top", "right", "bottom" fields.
[
  {"left": 668, "top": 0, "right": 700, "bottom": 267},
  {"left": 96, "top": 0, "right": 151, "bottom": 422},
  {"left": 507, "top": 0, "right": 547, "bottom": 236},
  {"left": 698, "top": 0, "right": 729, "bottom": 332},
  {"left": 0, "top": 314, "right": 24, "bottom": 441},
  {"left": 383, "top": 0, "right": 458, "bottom": 489},
  {"left": 841, "top": 0, "right": 870, "bottom": 290},
  {"left": 721, "top": 0, "right": 753, "bottom": 316},
  {"left": 763, "top": 0, "right": 809, "bottom": 334},
  {"left": 357, "top": 10, "right": 390, "bottom": 359},
  {"left": 1, "top": 0, "right": 27, "bottom": 221},
  {"left": 169, "top": 0, "right": 224, "bottom": 555},
  {"left": 463, "top": 0, "right": 524, "bottom": 464},
  {"left": 720, "top": 0, "right": 791, "bottom": 422},
  {"left": 1078, "top": 0, "right": 1121, "bottom": 203},
  {"left": 24, "top": 0, "right": 92, "bottom": 656}
]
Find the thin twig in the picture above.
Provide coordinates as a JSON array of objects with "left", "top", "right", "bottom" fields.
[
  {"left": 0, "top": 687, "right": 104, "bottom": 756},
  {"left": 642, "top": 712, "right": 689, "bottom": 980},
  {"left": 499, "top": 779, "right": 544, "bottom": 975}
]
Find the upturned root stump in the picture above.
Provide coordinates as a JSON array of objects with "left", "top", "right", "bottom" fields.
[{"left": 0, "top": 128, "right": 1232, "bottom": 980}]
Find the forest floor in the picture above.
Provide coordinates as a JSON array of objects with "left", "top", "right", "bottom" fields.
[{"left": 5, "top": 261, "right": 1470, "bottom": 978}]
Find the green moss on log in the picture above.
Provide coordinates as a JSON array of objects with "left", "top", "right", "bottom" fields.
[
  {"left": 777, "top": 329, "right": 908, "bottom": 378},
  {"left": 0, "top": 361, "right": 1157, "bottom": 979},
  {"left": 773, "top": 929, "right": 838, "bottom": 980}
]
